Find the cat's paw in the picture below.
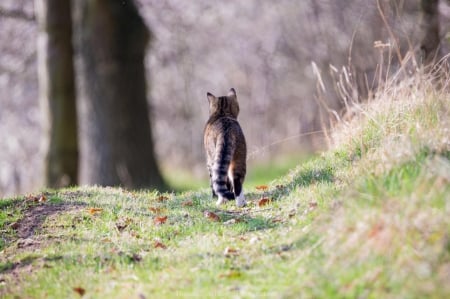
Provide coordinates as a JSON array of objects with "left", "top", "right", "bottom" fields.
[
  {"left": 216, "top": 196, "right": 227, "bottom": 206},
  {"left": 236, "top": 192, "right": 246, "bottom": 207}
]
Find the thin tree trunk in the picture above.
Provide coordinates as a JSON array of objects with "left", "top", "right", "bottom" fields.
[
  {"left": 36, "top": 0, "right": 78, "bottom": 188},
  {"left": 74, "top": 0, "right": 166, "bottom": 190},
  {"left": 420, "top": 0, "right": 441, "bottom": 64}
]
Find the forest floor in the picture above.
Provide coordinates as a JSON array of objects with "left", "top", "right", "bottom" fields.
[{"left": 1, "top": 72, "right": 449, "bottom": 298}]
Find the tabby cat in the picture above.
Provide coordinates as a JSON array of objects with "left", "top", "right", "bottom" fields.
[{"left": 204, "top": 88, "right": 247, "bottom": 207}]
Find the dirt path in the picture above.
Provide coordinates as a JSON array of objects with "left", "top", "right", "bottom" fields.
[
  {"left": 16, "top": 204, "right": 69, "bottom": 239},
  {"left": 0, "top": 201, "right": 85, "bottom": 295}
]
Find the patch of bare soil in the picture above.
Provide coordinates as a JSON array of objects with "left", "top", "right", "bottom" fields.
[
  {"left": 16, "top": 204, "right": 67, "bottom": 239},
  {"left": 0, "top": 201, "right": 85, "bottom": 295},
  {"left": 9, "top": 201, "right": 86, "bottom": 251}
]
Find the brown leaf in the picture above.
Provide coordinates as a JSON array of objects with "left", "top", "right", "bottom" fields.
[
  {"left": 88, "top": 208, "right": 103, "bottom": 215},
  {"left": 10, "top": 222, "right": 20, "bottom": 230},
  {"left": 275, "top": 184, "right": 285, "bottom": 190},
  {"left": 116, "top": 217, "right": 132, "bottom": 231},
  {"left": 25, "top": 194, "right": 39, "bottom": 202},
  {"left": 154, "top": 215, "right": 168, "bottom": 225},
  {"left": 181, "top": 200, "right": 194, "bottom": 207},
  {"left": 131, "top": 231, "right": 141, "bottom": 238},
  {"left": 368, "top": 223, "right": 384, "bottom": 238},
  {"left": 271, "top": 217, "right": 283, "bottom": 223},
  {"left": 223, "top": 247, "right": 239, "bottom": 257},
  {"left": 204, "top": 211, "right": 220, "bottom": 222},
  {"left": 38, "top": 195, "right": 47, "bottom": 202},
  {"left": 255, "top": 185, "right": 269, "bottom": 191},
  {"left": 257, "top": 197, "right": 271, "bottom": 207},
  {"left": 73, "top": 287, "right": 86, "bottom": 296},
  {"left": 154, "top": 241, "right": 167, "bottom": 249},
  {"left": 156, "top": 195, "right": 169, "bottom": 202},
  {"left": 309, "top": 202, "right": 318, "bottom": 209},
  {"left": 149, "top": 207, "right": 162, "bottom": 214}
]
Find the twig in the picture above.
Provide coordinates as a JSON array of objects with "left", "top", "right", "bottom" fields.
[{"left": 0, "top": 8, "right": 35, "bottom": 21}]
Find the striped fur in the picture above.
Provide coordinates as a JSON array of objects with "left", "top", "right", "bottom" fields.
[{"left": 204, "top": 88, "right": 247, "bottom": 207}]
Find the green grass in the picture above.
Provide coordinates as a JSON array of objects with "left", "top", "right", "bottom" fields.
[
  {"left": 162, "top": 168, "right": 207, "bottom": 192},
  {"left": 246, "top": 155, "right": 311, "bottom": 189},
  {"left": 163, "top": 154, "right": 308, "bottom": 192},
  {"left": 1, "top": 73, "right": 449, "bottom": 298}
]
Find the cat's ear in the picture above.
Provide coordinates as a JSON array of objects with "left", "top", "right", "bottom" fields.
[
  {"left": 227, "top": 88, "right": 236, "bottom": 97},
  {"left": 207, "top": 92, "right": 215, "bottom": 103}
]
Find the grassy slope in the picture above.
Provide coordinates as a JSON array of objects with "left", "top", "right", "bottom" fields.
[{"left": 0, "top": 73, "right": 449, "bottom": 298}]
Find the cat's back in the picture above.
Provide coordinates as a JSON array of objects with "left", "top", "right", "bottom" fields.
[{"left": 204, "top": 116, "right": 245, "bottom": 153}]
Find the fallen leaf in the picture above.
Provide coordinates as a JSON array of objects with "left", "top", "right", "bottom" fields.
[
  {"left": 257, "top": 197, "right": 271, "bottom": 207},
  {"left": 38, "top": 195, "right": 47, "bottom": 202},
  {"left": 182, "top": 200, "right": 194, "bottom": 207},
  {"left": 10, "top": 222, "right": 20, "bottom": 230},
  {"left": 223, "top": 247, "right": 239, "bottom": 257},
  {"left": 73, "top": 287, "right": 86, "bottom": 296},
  {"left": 154, "top": 241, "right": 167, "bottom": 249},
  {"left": 25, "top": 194, "right": 39, "bottom": 202},
  {"left": 154, "top": 216, "right": 168, "bottom": 225},
  {"left": 88, "top": 208, "right": 103, "bottom": 215},
  {"left": 116, "top": 222, "right": 128, "bottom": 232},
  {"left": 116, "top": 218, "right": 132, "bottom": 231},
  {"left": 271, "top": 217, "right": 283, "bottom": 223},
  {"left": 309, "top": 202, "right": 318, "bottom": 209},
  {"left": 131, "top": 231, "right": 141, "bottom": 238},
  {"left": 368, "top": 223, "right": 384, "bottom": 238},
  {"left": 116, "top": 223, "right": 127, "bottom": 231},
  {"left": 255, "top": 185, "right": 269, "bottom": 191},
  {"left": 17, "top": 238, "right": 39, "bottom": 248},
  {"left": 204, "top": 211, "right": 220, "bottom": 222},
  {"left": 288, "top": 209, "right": 296, "bottom": 218},
  {"left": 149, "top": 207, "right": 162, "bottom": 214},
  {"left": 156, "top": 196, "right": 169, "bottom": 202}
]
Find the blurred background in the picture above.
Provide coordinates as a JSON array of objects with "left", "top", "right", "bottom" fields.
[{"left": 0, "top": 0, "right": 449, "bottom": 197}]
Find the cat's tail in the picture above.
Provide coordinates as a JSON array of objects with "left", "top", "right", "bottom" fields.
[{"left": 212, "top": 135, "right": 235, "bottom": 205}]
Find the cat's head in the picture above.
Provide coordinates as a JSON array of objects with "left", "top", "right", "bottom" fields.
[{"left": 206, "top": 88, "right": 239, "bottom": 118}]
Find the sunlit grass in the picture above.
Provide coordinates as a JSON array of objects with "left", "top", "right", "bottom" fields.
[{"left": 163, "top": 154, "right": 310, "bottom": 193}]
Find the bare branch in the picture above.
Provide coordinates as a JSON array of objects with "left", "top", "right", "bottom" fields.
[{"left": 0, "top": 7, "right": 35, "bottom": 21}]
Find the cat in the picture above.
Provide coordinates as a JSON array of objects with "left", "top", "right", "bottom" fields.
[{"left": 203, "top": 88, "right": 247, "bottom": 207}]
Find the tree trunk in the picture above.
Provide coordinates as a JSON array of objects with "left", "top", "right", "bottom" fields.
[
  {"left": 36, "top": 0, "right": 78, "bottom": 188},
  {"left": 74, "top": 0, "right": 166, "bottom": 190},
  {"left": 420, "top": 0, "right": 441, "bottom": 64}
]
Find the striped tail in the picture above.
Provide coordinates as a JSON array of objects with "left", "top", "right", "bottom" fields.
[{"left": 212, "top": 137, "right": 235, "bottom": 205}]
